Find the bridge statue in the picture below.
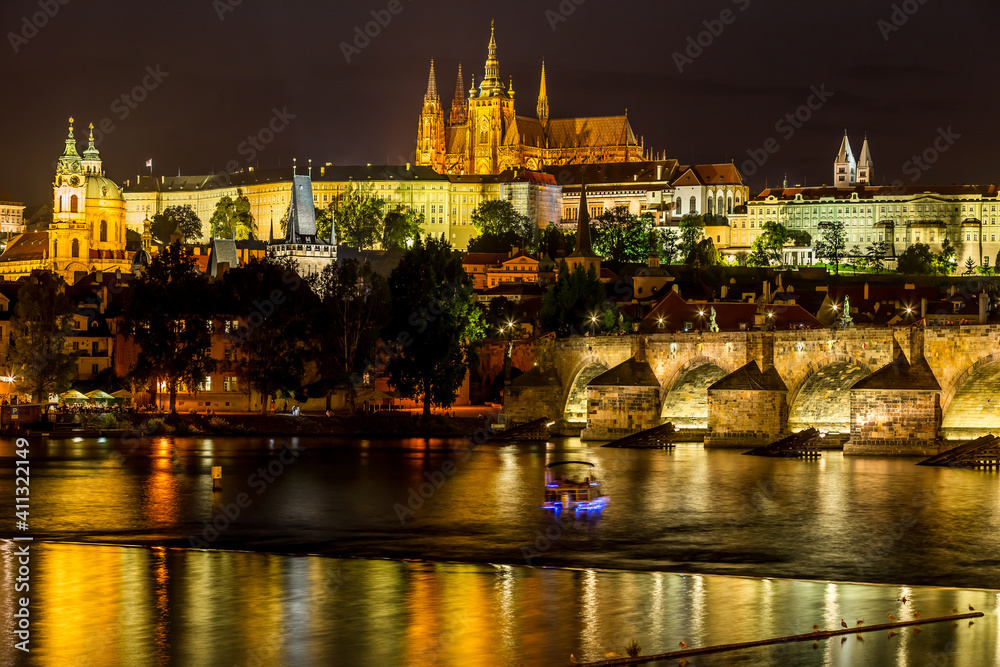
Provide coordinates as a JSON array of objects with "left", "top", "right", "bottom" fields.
[
  {"left": 841, "top": 295, "right": 854, "bottom": 328},
  {"left": 709, "top": 307, "right": 719, "bottom": 333}
]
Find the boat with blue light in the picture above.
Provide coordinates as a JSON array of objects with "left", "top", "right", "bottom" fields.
[{"left": 542, "top": 461, "right": 608, "bottom": 512}]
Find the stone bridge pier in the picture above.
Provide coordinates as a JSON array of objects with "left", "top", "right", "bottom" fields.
[{"left": 505, "top": 326, "right": 1000, "bottom": 455}]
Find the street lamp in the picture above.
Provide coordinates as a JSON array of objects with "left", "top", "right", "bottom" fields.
[{"left": 588, "top": 314, "right": 599, "bottom": 336}]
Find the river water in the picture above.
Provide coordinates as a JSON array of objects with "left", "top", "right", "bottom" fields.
[{"left": 1, "top": 435, "right": 999, "bottom": 665}]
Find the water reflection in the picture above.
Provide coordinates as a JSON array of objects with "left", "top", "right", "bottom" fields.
[{"left": 1, "top": 543, "right": 996, "bottom": 666}]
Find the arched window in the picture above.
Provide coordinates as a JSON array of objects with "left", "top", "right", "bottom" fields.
[
  {"left": 717, "top": 196, "right": 724, "bottom": 215},
  {"left": 728, "top": 196, "right": 734, "bottom": 214},
  {"left": 707, "top": 198, "right": 714, "bottom": 215},
  {"left": 100, "top": 220, "right": 108, "bottom": 243},
  {"left": 675, "top": 197, "right": 682, "bottom": 214},
  {"left": 689, "top": 197, "right": 697, "bottom": 214},
  {"left": 70, "top": 195, "right": 79, "bottom": 213},
  {"left": 72, "top": 239, "right": 80, "bottom": 258}
]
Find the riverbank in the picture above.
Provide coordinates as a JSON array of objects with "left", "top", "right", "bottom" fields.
[{"left": 13, "top": 411, "right": 494, "bottom": 439}]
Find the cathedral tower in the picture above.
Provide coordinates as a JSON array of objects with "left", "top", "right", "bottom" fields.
[
  {"left": 537, "top": 60, "right": 549, "bottom": 127},
  {"left": 416, "top": 60, "right": 446, "bottom": 173},
  {"left": 449, "top": 64, "right": 467, "bottom": 126},
  {"left": 834, "top": 131, "right": 857, "bottom": 188},
  {"left": 857, "top": 135, "right": 873, "bottom": 185}
]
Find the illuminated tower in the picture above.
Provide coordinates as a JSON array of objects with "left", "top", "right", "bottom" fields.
[
  {"left": 449, "top": 63, "right": 467, "bottom": 126},
  {"left": 537, "top": 59, "right": 549, "bottom": 127},
  {"left": 416, "top": 59, "right": 446, "bottom": 172},
  {"left": 834, "top": 130, "right": 857, "bottom": 188},
  {"left": 857, "top": 135, "right": 873, "bottom": 185},
  {"left": 469, "top": 21, "right": 516, "bottom": 174}
]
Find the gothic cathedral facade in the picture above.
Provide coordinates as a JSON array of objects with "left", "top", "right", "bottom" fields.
[{"left": 416, "top": 23, "right": 648, "bottom": 176}]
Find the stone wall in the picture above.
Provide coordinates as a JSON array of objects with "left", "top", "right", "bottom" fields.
[
  {"left": 660, "top": 364, "right": 727, "bottom": 429},
  {"left": 504, "top": 385, "right": 562, "bottom": 425},
  {"left": 705, "top": 389, "right": 787, "bottom": 448},
  {"left": 845, "top": 389, "right": 943, "bottom": 456},
  {"left": 581, "top": 385, "right": 660, "bottom": 441}
]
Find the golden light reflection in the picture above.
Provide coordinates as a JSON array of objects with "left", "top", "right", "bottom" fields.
[
  {"left": 143, "top": 449, "right": 181, "bottom": 527},
  {"left": 580, "top": 569, "right": 600, "bottom": 658}
]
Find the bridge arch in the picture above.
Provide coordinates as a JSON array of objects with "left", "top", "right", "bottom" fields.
[
  {"left": 562, "top": 360, "right": 610, "bottom": 424},
  {"left": 787, "top": 355, "right": 872, "bottom": 434},
  {"left": 659, "top": 356, "right": 732, "bottom": 429},
  {"left": 941, "top": 353, "right": 1000, "bottom": 439}
]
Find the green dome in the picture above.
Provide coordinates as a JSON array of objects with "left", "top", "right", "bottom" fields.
[{"left": 86, "top": 175, "right": 124, "bottom": 202}]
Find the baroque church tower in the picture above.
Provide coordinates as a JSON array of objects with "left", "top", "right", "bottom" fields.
[
  {"left": 0, "top": 118, "right": 131, "bottom": 282},
  {"left": 834, "top": 131, "right": 857, "bottom": 187}
]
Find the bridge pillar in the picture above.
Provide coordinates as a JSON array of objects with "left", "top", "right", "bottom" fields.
[
  {"left": 705, "top": 334, "right": 789, "bottom": 447},
  {"left": 845, "top": 331, "right": 944, "bottom": 456},
  {"left": 581, "top": 357, "right": 661, "bottom": 441}
]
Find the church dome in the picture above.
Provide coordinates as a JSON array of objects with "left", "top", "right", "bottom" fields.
[{"left": 86, "top": 175, "right": 124, "bottom": 202}]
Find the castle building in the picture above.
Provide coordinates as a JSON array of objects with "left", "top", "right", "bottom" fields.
[
  {"left": 744, "top": 134, "right": 999, "bottom": 269},
  {"left": 0, "top": 119, "right": 131, "bottom": 282},
  {"left": 123, "top": 164, "right": 561, "bottom": 251},
  {"left": 268, "top": 174, "right": 336, "bottom": 277},
  {"left": 0, "top": 192, "right": 25, "bottom": 235},
  {"left": 416, "top": 22, "right": 648, "bottom": 176}
]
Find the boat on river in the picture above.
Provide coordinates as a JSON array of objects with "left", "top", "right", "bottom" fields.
[{"left": 542, "top": 461, "right": 608, "bottom": 512}]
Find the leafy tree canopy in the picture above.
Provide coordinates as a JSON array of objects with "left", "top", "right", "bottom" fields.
[
  {"left": 540, "top": 262, "right": 607, "bottom": 337},
  {"left": 382, "top": 207, "right": 424, "bottom": 250},
  {"left": 7, "top": 272, "right": 78, "bottom": 402},
  {"left": 383, "top": 236, "right": 485, "bottom": 419},
  {"left": 814, "top": 220, "right": 848, "bottom": 275},
  {"left": 469, "top": 200, "right": 534, "bottom": 252},
  {"left": 338, "top": 181, "right": 385, "bottom": 249},
  {"left": 678, "top": 212, "right": 705, "bottom": 263},
  {"left": 210, "top": 189, "right": 255, "bottom": 240},
  {"left": 591, "top": 209, "right": 654, "bottom": 267},
  {"left": 896, "top": 242, "right": 938, "bottom": 275}
]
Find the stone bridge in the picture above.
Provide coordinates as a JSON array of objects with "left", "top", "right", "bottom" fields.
[{"left": 504, "top": 326, "right": 1000, "bottom": 455}]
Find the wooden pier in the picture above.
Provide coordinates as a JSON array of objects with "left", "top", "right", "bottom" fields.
[
  {"left": 601, "top": 423, "right": 676, "bottom": 449},
  {"left": 564, "top": 611, "right": 984, "bottom": 666},
  {"left": 491, "top": 417, "right": 553, "bottom": 442},
  {"left": 743, "top": 428, "right": 822, "bottom": 459},
  {"left": 918, "top": 435, "right": 1000, "bottom": 468}
]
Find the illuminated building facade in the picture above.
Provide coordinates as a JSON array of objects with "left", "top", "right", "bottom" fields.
[
  {"left": 745, "top": 136, "right": 1000, "bottom": 268},
  {"left": 0, "top": 192, "right": 25, "bottom": 234},
  {"left": 0, "top": 119, "right": 131, "bottom": 282},
  {"left": 123, "top": 165, "right": 561, "bottom": 251},
  {"left": 416, "top": 23, "right": 648, "bottom": 176}
]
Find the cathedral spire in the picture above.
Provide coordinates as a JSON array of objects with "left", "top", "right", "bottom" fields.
[
  {"left": 575, "top": 184, "right": 593, "bottom": 255},
  {"left": 450, "top": 63, "right": 467, "bottom": 125},
  {"left": 479, "top": 20, "right": 504, "bottom": 96},
  {"left": 425, "top": 59, "right": 439, "bottom": 100},
  {"left": 57, "top": 117, "right": 82, "bottom": 175},
  {"left": 537, "top": 59, "right": 549, "bottom": 126}
]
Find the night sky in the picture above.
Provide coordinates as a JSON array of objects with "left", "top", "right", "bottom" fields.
[{"left": 1, "top": 0, "right": 997, "bottom": 208}]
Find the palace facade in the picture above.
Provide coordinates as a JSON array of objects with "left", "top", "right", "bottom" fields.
[
  {"left": 416, "top": 23, "right": 648, "bottom": 176},
  {"left": 123, "top": 165, "right": 561, "bottom": 251},
  {"left": 742, "top": 134, "right": 999, "bottom": 268}
]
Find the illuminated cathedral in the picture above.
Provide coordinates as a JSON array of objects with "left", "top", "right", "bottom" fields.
[
  {"left": 0, "top": 119, "right": 131, "bottom": 282},
  {"left": 416, "top": 22, "right": 648, "bottom": 176}
]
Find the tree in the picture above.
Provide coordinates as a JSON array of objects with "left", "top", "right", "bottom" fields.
[
  {"left": 814, "top": 220, "right": 848, "bottom": 275},
  {"left": 382, "top": 207, "right": 424, "bottom": 250},
  {"left": 123, "top": 242, "right": 216, "bottom": 412},
  {"left": 787, "top": 230, "right": 812, "bottom": 247},
  {"left": 6, "top": 272, "right": 78, "bottom": 402},
  {"left": 469, "top": 199, "right": 534, "bottom": 251},
  {"left": 591, "top": 209, "right": 654, "bottom": 266},
  {"left": 540, "top": 262, "right": 607, "bottom": 337},
  {"left": 338, "top": 181, "right": 385, "bottom": 249},
  {"left": 896, "top": 243, "right": 938, "bottom": 275},
  {"left": 220, "top": 256, "right": 312, "bottom": 414},
  {"left": 210, "top": 189, "right": 255, "bottom": 240},
  {"left": 689, "top": 237, "right": 721, "bottom": 267},
  {"left": 964, "top": 256, "right": 977, "bottom": 276},
  {"left": 678, "top": 212, "right": 704, "bottom": 263},
  {"left": 383, "top": 236, "right": 485, "bottom": 419},
  {"left": 750, "top": 221, "right": 789, "bottom": 266},
  {"left": 937, "top": 237, "right": 957, "bottom": 275},
  {"left": 866, "top": 240, "right": 890, "bottom": 274},
  {"left": 312, "top": 259, "right": 391, "bottom": 412},
  {"left": 125, "top": 228, "right": 142, "bottom": 252},
  {"left": 538, "top": 222, "right": 576, "bottom": 258},
  {"left": 655, "top": 228, "right": 679, "bottom": 265},
  {"left": 315, "top": 204, "right": 336, "bottom": 242},
  {"left": 151, "top": 205, "right": 203, "bottom": 243}
]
